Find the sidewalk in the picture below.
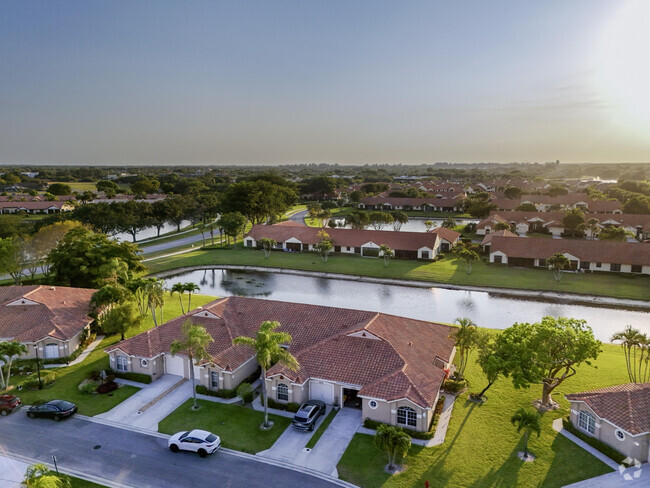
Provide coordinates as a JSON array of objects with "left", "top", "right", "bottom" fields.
[
  {"left": 552, "top": 418, "right": 620, "bottom": 470},
  {"left": 44, "top": 335, "right": 105, "bottom": 369}
]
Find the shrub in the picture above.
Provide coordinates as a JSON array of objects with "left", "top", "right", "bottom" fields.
[
  {"left": 363, "top": 417, "right": 437, "bottom": 440},
  {"left": 80, "top": 381, "right": 98, "bottom": 394},
  {"left": 114, "top": 371, "right": 152, "bottom": 384},
  {"left": 88, "top": 370, "right": 102, "bottom": 381},
  {"left": 443, "top": 378, "right": 468, "bottom": 393},
  {"left": 236, "top": 382, "right": 254, "bottom": 403},
  {"left": 562, "top": 418, "right": 626, "bottom": 464},
  {"left": 266, "top": 398, "right": 300, "bottom": 413},
  {"left": 23, "top": 371, "right": 56, "bottom": 389},
  {"left": 195, "top": 384, "right": 237, "bottom": 398},
  {"left": 96, "top": 381, "right": 119, "bottom": 394}
]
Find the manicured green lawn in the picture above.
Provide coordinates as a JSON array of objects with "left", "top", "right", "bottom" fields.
[
  {"left": 305, "top": 409, "right": 338, "bottom": 449},
  {"left": 4, "top": 293, "right": 216, "bottom": 416},
  {"left": 47, "top": 181, "right": 99, "bottom": 192},
  {"left": 146, "top": 247, "right": 650, "bottom": 301},
  {"left": 158, "top": 399, "right": 292, "bottom": 454},
  {"left": 337, "top": 341, "right": 628, "bottom": 488},
  {"left": 68, "top": 476, "right": 106, "bottom": 487}
]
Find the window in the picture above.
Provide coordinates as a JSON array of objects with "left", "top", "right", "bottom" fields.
[
  {"left": 595, "top": 262, "right": 602, "bottom": 268},
  {"left": 397, "top": 406, "right": 417, "bottom": 427},
  {"left": 631, "top": 265, "right": 642, "bottom": 273},
  {"left": 210, "top": 371, "right": 219, "bottom": 389},
  {"left": 140, "top": 359, "right": 148, "bottom": 368},
  {"left": 578, "top": 411, "right": 595, "bottom": 435},
  {"left": 116, "top": 356, "right": 127, "bottom": 372},
  {"left": 494, "top": 255, "right": 502, "bottom": 264},
  {"left": 277, "top": 383, "right": 288, "bottom": 401},
  {"left": 615, "top": 429, "right": 626, "bottom": 441},
  {"left": 580, "top": 262, "right": 590, "bottom": 270},
  {"left": 610, "top": 263, "right": 621, "bottom": 272},
  {"left": 421, "top": 251, "right": 430, "bottom": 259},
  {"left": 245, "top": 240, "right": 253, "bottom": 247},
  {"left": 368, "top": 400, "right": 378, "bottom": 409}
]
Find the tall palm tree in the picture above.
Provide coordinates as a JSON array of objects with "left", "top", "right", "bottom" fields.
[
  {"left": 374, "top": 424, "right": 412, "bottom": 471},
  {"left": 22, "top": 463, "right": 70, "bottom": 488},
  {"left": 510, "top": 407, "right": 542, "bottom": 459},
  {"left": 146, "top": 279, "right": 165, "bottom": 326},
  {"left": 183, "top": 282, "right": 200, "bottom": 311},
  {"left": 450, "top": 317, "right": 478, "bottom": 380},
  {"left": 170, "top": 283, "right": 186, "bottom": 315},
  {"left": 0, "top": 341, "right": 28, "bottom": 390},
  {"left": 170, "top": 320, "right": 214, "bottom": 410},
  {"left": 578, "top": 217, "right": 600, "bottom": 240},
  {"left": 611, "top": 326, "right": 647, "bottom": 383},
  {"left": 232, "top": 320, "right": 299, "bottom": 428}
]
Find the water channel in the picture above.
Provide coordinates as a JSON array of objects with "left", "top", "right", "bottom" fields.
[{"left": 161, "top": 268, "right": 649, "bottom": 342}]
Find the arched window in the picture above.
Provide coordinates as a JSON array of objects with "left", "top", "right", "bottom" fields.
[
  {"left": 277, "top": 383, "right": 289, "bottom": 401},
  {"left": 578, "top": 410, "right": 596, "bottom": 435},
  {"left": 116, "top": 356, "right": 128, "bottom": 372},
  {"left": 397, "top": 406, "right": 417, "bottom": 427}
]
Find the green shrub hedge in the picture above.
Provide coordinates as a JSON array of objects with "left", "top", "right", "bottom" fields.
[
  {"left": 363, "top": 409, "right": 440, "bottom": 441},
  {"left": 195, "top": 385, "right": 238, "bottom": 399},
  {"left": 442, "top": 378, "right": 467, "bottom": 393},
  {"left": 23, "top": 371, "right": 57, "bottom": 389},
  {"left": 236, "top": 382, "right": 254, "bottom": 403},
  {"left": 114, "top": 371, "right": 152, "bottom": 384},
  {"left": 562, "top": 418, "right": 626, "bottom": 464},
  {"left": 267, "top": 398, "right": 300, "bottom": 413}
]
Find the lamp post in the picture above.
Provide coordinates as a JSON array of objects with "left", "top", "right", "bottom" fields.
[{"left": 34, "top": 345, "right": 43, "bottom": 390}]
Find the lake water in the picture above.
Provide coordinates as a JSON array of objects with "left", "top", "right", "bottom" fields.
[
  {"left": 112, "top": 220, "right": 193, "bottom": 242},
  {"left": 161, "top": 268, "right": 649, "bottom": 342}
]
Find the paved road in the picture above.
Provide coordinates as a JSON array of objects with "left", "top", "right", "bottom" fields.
[
  {"left": 289, "top": 210, "right": 308, "bottom": 225},
  {"left": 0, "top": 412, "right": 349, "bottom": 488}
]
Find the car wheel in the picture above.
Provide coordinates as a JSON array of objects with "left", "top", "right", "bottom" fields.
[
  {"left": 53, "top": 415, "right": 61, "bottom": 422},
  {"left": 198, "top": 449, "right": 207, "bottom": 458},
  {"left": 1, "top": 410, "right": 8, "bottom": 416},
  {"left": 169, "top": 444, "right": 179, "bottom": 453},
  {"left": 309, "top": 424, "right": 314, "bottom": 432},
  {"left": 27, "top": 412, "right": 36, "bottom": 419}
]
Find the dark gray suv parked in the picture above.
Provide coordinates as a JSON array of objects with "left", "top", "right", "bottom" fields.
[{"left": 291, "top": 400, "right": 326, "bottom": 431}]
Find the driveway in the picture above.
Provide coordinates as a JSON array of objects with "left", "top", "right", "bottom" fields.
[
  {"left": 564, "top": 463, "right": 649, "bottom": 488},
  {"left": 0, "top": 411, "right": 351, "bottom": 488}
]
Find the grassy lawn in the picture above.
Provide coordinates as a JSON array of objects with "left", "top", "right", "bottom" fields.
[
  {"left": 146, "top": 247, "right": 650, "bottom": 301},
  {"left": 158, "top": 399, "right": 292, "bottom": 454},
  {"left": 305, "top": 409, "right": 338, "bottom": 449},
  {"left": 337, "top": 341, "right": 627, "bottom": 488},
  {"left": 4, "top": 292, "right": 216, "bottom": 416},
  {"left": 47, "top": 181, "right": 98, "bottom": 192},
  {"left": 68, "top": 476, "right": 106, "bottom": 488}
]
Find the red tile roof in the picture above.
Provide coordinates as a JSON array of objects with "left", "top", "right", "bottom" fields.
[
  {"left": 0, "top": 201, "right": 72, "bottom": 210},
  {"left": 0, "top": 286, "right": 96, "bottom": 343},
  {"left": 480, "top": 229, "right": 518, "bottom": 246},
  {"left": 108, "top": 297, "right": 455, "bottom": 408},
  {"left": 566, "top": 383, "right": 650, "bottom": 435},
  {"left": 430, "top": 227, "right": 462, "bottom": 244}
]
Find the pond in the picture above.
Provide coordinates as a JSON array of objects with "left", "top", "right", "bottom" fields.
[
  {"left": 112, "top": 220, "right": 193, "bottom": 242},
  {"left": 162, "top": 268, "right": 649, "bottom": 342}
]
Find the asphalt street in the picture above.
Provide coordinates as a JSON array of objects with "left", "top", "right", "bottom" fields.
[{"left": 0, "top": 413, "right": 348, "bottom": 488}]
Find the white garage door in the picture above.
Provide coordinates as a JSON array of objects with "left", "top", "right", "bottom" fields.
[
  {"left": 43, "top": 343, "right": 59, "bottom": 359},
  {"left": 165, "top": 355, "right": 185, "bottom": 376},
  {"left": 310, "top": 381, "right": 334, "bottom": 404}
]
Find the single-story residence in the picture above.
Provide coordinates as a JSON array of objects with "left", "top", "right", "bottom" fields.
[
  {"left": 488, "top": 236, "right": 650, "bottom": 274},
  {"left": 566, "top": 383, "right": 650, "bottom": 463},
  {"left": 358, "top": 196, "right": 464, "bottom": 212},
  {"left": 491, "top": 195, "right": 622, "bottom": 214},
  {"left": 0, "top": 285, "right": 96, "bottom": 359},
  {"left": 0, "top": 200, "right": 74, "bottom": 214},
  {"left": 480, "top": 229, "right": 518, "bottom": 252},
  {"left": 244, "top": 222, "right": 460, "bottom": 260},
  {"left": 105, "top": 297, "right": 456, "bottom": 432}
]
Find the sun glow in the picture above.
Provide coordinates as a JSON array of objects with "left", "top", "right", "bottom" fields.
[{"left": 595, "top": 0, "right": 650, "bottom": 130}]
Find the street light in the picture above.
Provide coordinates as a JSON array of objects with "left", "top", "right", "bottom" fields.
[{"left": 34, "top": 345, "right": 43, "bottom": 390}]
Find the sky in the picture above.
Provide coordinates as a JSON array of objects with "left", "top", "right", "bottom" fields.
[{"left": 1, "top": 0, "right": 649, "bottom": 166}]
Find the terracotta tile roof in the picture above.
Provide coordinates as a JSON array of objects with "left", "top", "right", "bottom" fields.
[
  {"left": 566, "top": 383, "right": 650, "bottom": 435},
  {"left": 430, "top": 227, "right": 461, "bottom": 244},
  {"left": 0, "top": 285, "right": 96, "bottom": 342},
  {"left": 491, "top": 195, "right": 621, "bottom": 213},
  {"left": 490, "top": 236, "right": 650, "bottom": 266},
  {"left": 109, "top": 297, "right": 455, "bottom": 407},
  {"left": 360, "top": 196, "right": 463, "bottom": 208},
  {"left": 481, "top": 229, "right": 518, "bottom": 246},
  {"left": 247, "top": 224, "right": 441, "bottom": 252},
  {"left": 478, "top": 211, "right": 650, "bottom": 232},
  {"left": 0, "top": 201, "right": 72, "bottom": 210}
]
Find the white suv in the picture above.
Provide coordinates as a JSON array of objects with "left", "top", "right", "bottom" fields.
[{"left": 168, "top": 429, "right": 221, "bottom": 457}]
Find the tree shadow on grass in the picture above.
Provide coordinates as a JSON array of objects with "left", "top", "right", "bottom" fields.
[{"left": 462, "top": 439, "right": 528, "bottom": 488}]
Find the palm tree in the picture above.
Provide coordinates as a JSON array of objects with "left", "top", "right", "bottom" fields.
[
  {"left": 22, "top": 463, "right": 70, "bottom": 488},
  {"left": 146, "top": 279, "right": 165, "bottom": 326},
  {"left": 197, "top": 224, "right": 208, "bottom": 247},
  {"left": 578, "top": 218, "right": 600, "bottom": 240},
  {"left": 379, "top": 244, "right": 394, "bottom": 267},
  {"left": 183, "top": 282, "right": 200, "bottom": 311},
  {"left": 232, "top": 320, "right": 299, "bottom": 428},
  {"left": 258, "top": 237, "right": 277, "bottom": 258},
  {"left": 547, "top": 253, "right": 570, "bottom": 281},
  {"left": 611, "top": 326, "right": 648, "bottom": 383},
  {"left": 450, "top": 318, "right": 478, "bottom": 380},
  {"left": 170, "top": 320, "right": 214, "bottom": 410},
  {"left": 170, "top": 283, "right": 186, "bottom": 315},
  {"left": 0, "top": 341, "right": 28, "bottom": 390},
  {"left": 374, "top": 424, "right": 412, "bottom": 471},
  {"left": 510, "top": 407, "right": 542, "bottom": 459}
]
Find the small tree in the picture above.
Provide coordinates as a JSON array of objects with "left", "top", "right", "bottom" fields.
[
  {"left": 374, "top": 424, "right": 412, "bottom": 472},
  {"left": 391, "top": 210, "right": 409, "bottom": 231},
  {"left": 170, "top": 282, "right": 187, "bottom": 315},
  {"left": 233, "top": 321, "right": 299, "bottom": 428},
  {"left": 457, "top": 248, "right": 479, "bottom": 275},
  {"left": 0, "top": 341, "right": 28, "bottom": 390},
  {"left": 368, "top": 211, "right": 394, "bottom": 231},
  {"left": 472, "top": 331, "right": 509, "bottom": 400},
  {"left": 170, "top": 320, "right": 214, "bottom": 410},
  {"left": 318, "top": 209, "right": 332, "bottom": 228},
  {"left": 450, "top": 318, "right": 479, "bottom": 380},
  {"left": 611, "top": 326, "right": 649, "bottom": 384},
  {"left": 510, "top": 407, "right": 542, "bottom": 459},
  {"left": 314, "top": 230, "right": 334, "bottom": 263},
  {"left": 577, "top": 218, "right": 600, "bottom": 240},
  {"left": 547, "top": 253, "right": 570, "bottom": 281},
  {"left": 494, "top": 222, "right": 510, "bottom": 231},
  {"left": 259, "top": 237, "right": 277, "bottom": 258},
  {"left": 22, "top": 463, "right": 70, "bottom": 488},
  {"left": 598, "top": 225, "right": 627, "bottom": 241},
  {"left": 146, "top": 279, "right": 165, "bottom": 326},
  {"left": 441, "top": 217, "right": 456, "bottom": 229},
  {"left": 100, "top": 302, "right": 142, "bottom": 341},
  {"left": 379, "top": 244, "right": 394, "bottom": 267}
]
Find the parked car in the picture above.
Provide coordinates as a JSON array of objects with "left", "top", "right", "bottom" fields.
[
  {"left": 0, "top": 395, "right": 22, "bottom": 416},
  {"left": 168, "top": 429, "right": 221, "bottom": 458},
  {"left": 27, "top": 400, "right": 77, "bottom": 421},
  {"left": 292, "top": 400, "right": 326, "bottom": 431}
]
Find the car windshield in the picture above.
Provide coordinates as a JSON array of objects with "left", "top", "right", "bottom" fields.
[
  {"left": 206, "top": 434, "right": 218, "bottom": 443},
  {"left": 179, "top": 432, "right": 189, "bottom": 440}
]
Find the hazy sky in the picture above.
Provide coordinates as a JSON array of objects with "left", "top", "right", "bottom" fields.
[{"left": 2, "top": 0, "right": 649, "bottom": 165}]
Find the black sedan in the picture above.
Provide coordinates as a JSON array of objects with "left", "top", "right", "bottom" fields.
[{"left": 27, "top": 400, "right": 77, "bottom": 421}]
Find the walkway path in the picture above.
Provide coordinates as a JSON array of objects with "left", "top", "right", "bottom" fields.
[
  {"left": 69, "top": 335, "right": 105, "bottom": 365},
  {"left": 552, "top": 418, "right": 620, "bottom": 470},
  {"left": 563, "top": 463, "right": 649, "bottom": 488}
]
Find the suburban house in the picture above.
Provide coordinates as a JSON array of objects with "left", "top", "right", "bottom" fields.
[
  {"left": 244, "top": 222, "right": 460, "bottom": 260},
  {"left": 0, "top": 285, "right": 96, "bottom": 359},
  {"left": 0, "top": 200, "right": 74, "bottom": 214},
  {"left": 480, "top": 229, "right": 518, "bottom": 252},
  {"left": 105, "top": 297, "right": 456, "bottom": 432},
  {"left": 358, "top": 196, "right": 464, "bottom": 212},
  {"left": 491, "top": 195, "right": 622, "bottom": 214},
  {"left": 488, "top": 236, "right": 650, "bottom": 274},
  {"left": 566, "top": 383, "right": 650, "bottom": 463}
]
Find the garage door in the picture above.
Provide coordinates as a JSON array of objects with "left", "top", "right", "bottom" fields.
[
  {"left": 310, "top": 381, "right": 334, "bottom": 404},
  {"left": 165, "top": 355, "right": 185, "bottom": 376},
  {"left": 43, "top": 343, "right": 59, "bottom": 359}
]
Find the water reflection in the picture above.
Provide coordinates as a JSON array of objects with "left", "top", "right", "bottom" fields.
[{"left": 162, "top": 268, "right": 649, "bottom": 342}]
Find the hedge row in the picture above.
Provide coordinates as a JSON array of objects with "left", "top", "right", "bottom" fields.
[
  {"left": 267, "top": 398, "right": 301, "bottom": 413},
  {"left": 114, "top": 371, "right": 152, "bottom": 384},
  {"left": 562, "top": 418, "right": 626, "bottom": 464}
]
